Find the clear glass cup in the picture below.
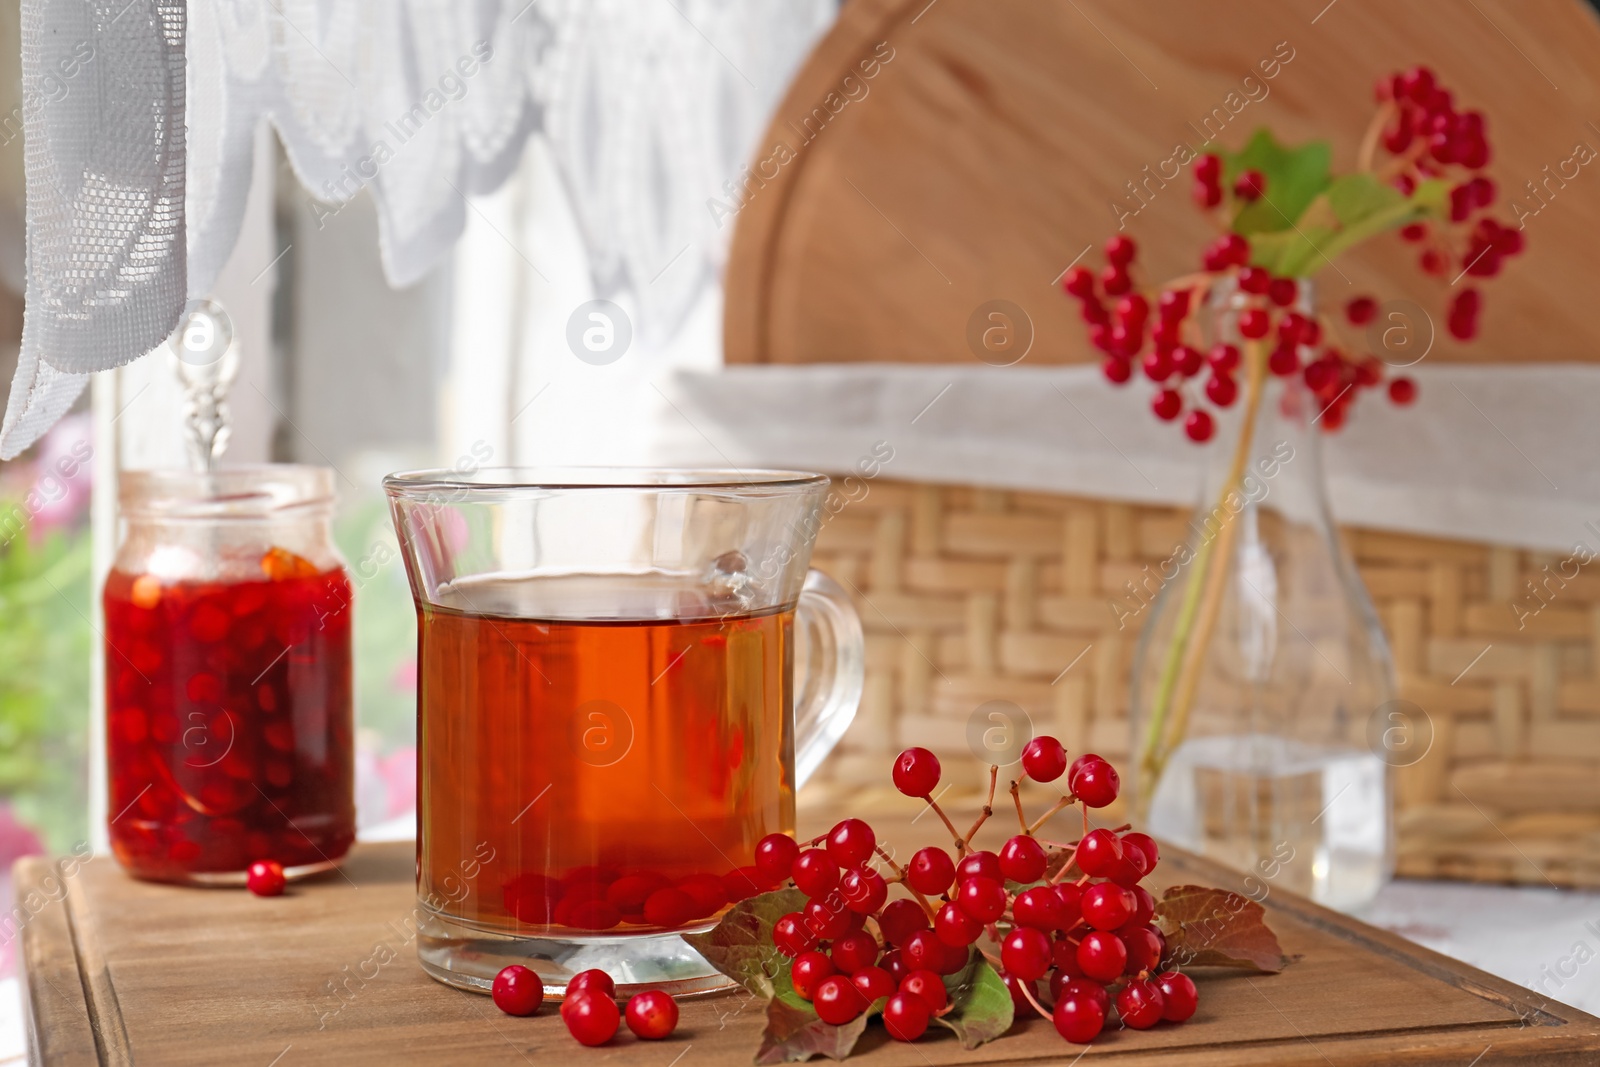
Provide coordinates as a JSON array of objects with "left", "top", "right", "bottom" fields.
[
  {"left": 384, "top": 467, "right": 864, "bottom": 997},
  {"left": 103, "top": 466, "right": 355, "bottom": 884}
]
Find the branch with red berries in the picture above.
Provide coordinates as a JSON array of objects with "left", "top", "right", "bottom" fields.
[
  {"left": 684, "top": 741, "right": 1286, "bottom": 1061},
  {"left": 1062, "top": 65, "right": 1520, "bottom": 442}
]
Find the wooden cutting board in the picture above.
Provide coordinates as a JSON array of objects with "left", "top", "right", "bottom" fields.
[{"left": 17, "top": 803, "right": 1600, "bottom": 1065}]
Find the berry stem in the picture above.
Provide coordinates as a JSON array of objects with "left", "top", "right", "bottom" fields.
[
  {"left": 1143, "top": 336, "right": 1270, "bottom": 792},
  {"left": 1010, "top": 781, "right": 1029, "bottom": 833},
  {"left": 1356, "top": 100, "right": 1395, "bottom": 173},
  {"left": 962, "top": 766, "right": 1000, "bottom": 845},
  {"left": 1026, "top": 796, "right": 1073, "bottom": 835},
  {"left": 1017, "top": 972, "right": 1055, "bottom": 1021},
  {"left": 923, "top": 797, "right": 965, "bottom": 851}
]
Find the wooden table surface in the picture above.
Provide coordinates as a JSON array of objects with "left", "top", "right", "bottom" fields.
[{"left": 17, "top": 803, "right": 1600, "bottom": 1066}]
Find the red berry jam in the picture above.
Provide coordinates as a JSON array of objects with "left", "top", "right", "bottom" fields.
[{"left": 103, "top": 550, "right": 355, "bottom": 882}]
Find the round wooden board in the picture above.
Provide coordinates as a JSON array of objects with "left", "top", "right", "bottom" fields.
[{"left": 724, "top": 0, "right": 1600, "bottom": 364}]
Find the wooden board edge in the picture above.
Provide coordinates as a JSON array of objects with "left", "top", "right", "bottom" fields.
[
  {"left": 1163, "top": 841, "right": 1600, "bottom": 1053},
  {"left": 723, "top": 0, "right": 916, "bottom": 365},
  {"left": 13, "top": 856, "right": 99, "bottom": 1066}
]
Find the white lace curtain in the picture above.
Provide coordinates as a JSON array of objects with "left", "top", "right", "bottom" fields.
[{"left": 1, "top": 0, "right": 833, "bottom": 458}]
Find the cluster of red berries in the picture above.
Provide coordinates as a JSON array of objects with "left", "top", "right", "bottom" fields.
[
  {"left": 759, "top": 740, "right": 1197, "bottom": 1045},
  {"left": 1062, "top": 235, "right": 1409, "bottom": 439},
  {"left": 490, "top": 965, "right": 680, "bottom": 1046},
  {"left": 1376, "top": 66, "right": 1522, "bottom": 337},
  {"left": 1062, "top": 65, "right": 1523, "bottom": 442}
]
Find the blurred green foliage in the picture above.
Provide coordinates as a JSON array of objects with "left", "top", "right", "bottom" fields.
[{"left": 0, "top": 516, "right": 91, "bottom": 850}]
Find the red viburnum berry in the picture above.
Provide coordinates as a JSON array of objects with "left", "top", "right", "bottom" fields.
[
  {"left": 1157, "top": 970, "right": 1200, "bottom": 1022},
  {"left": 247, "top": 860, "right": 286, "bottom": 897},
  {"left": 892, "top": 747, "right": 941, "bottom": 797},
  {"left": 1346, "top": 296, "right": 1377, "bottom": 325},
  {"left": 907, "top": 846, "right": 956, "bottom": 896},
  {"left": 1152, "top": 388, "right": 1182, "bottom": 421},
  {"left": 1021, "top": 735, "right": 1068, "bottom": 782},
  {"left": 1389, "top": 377, "right": 1418, "bottom": 405},
  {"left": 561, "top": 992, "right": 620, "bottom": 1046},
  {"left": 1238, "top": 308, "right": 1270, "bottom": 339},
  {"left": 1001, "top": 926, "right": 1053, "bottom": 981},
  {"left": 791, "top": 951, "right": 835, "bottom": 1000},
  {"left": 1068, "top": 755, "right": 1121, "bottom": 807},
  {"left": 840, "top": 866, "right": 888, "bottom": 914},
  {"left": 1105, "top": 235, "right": 1137, "bottom": 267},
  {"left": 900, "top": 969, "right": 948, "bottom": 1012},
  {"left": 624, "top": 990, "right": 679, "bottom": 1040},
  {"left": 883, "top": 992, "right": 931, "bottom": 1041},
  {"left": 825, "top": 819, "right": 876, "bottom": 869},
  {"left": 1054, "top": 990, "right": 1107, "bottom": 1043},
  {"left": 813, "top": 975, "right": 868, "bottom": 1026},
  {"left": 1233, "top": 169, "right": 1266, "bottom": 201},
  {"left": 492, "top": 965, "right": 545, "bottom": 1016},
  {"left": 999, "top": 835, "right": 1048, "bottom": 883},
  {"left": 1102, "top": 356, "right": 1132, "bottom": 384},
  {"left": 1117, "top": 979, "right": 1167, "bottom": 1030}
]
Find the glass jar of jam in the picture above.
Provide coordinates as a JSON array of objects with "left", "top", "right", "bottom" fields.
[{"left": 103, "top": 466, "right": 355, "bottom": 883}]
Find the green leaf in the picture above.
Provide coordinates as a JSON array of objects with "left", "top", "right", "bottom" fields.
[
  {"left": 682, "top": 888, "right": 806, "bottom": 999},
  {"left": 932, "top": 954, "right": 1015, "bottom": 1049},
  {"left": 1249, "top": 172, "right": 1445, "bottom": 277},
  {"left": 1221, "top": 129, "right": 1332, "bottom": 236}
]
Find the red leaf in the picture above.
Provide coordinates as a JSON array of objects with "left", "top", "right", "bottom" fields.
[{"left": 1155, "top": 884, "right": 1290, "bottom": 973}]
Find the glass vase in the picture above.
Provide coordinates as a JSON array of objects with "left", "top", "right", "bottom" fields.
[{"left": 1127, "top": 283, "right": 1397, "bottom": 911}]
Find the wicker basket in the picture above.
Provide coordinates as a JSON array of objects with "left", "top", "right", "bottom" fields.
[{"left": 806, "top": 478, "right": 1600, "bottom": 888}]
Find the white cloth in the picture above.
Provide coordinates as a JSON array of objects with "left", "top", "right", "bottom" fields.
[
  {"left": 654, "top": 363, "right": 1600, "bottom": 553},
  {"left": 3, "top": 0, "right": 834, "bottom": 457}
]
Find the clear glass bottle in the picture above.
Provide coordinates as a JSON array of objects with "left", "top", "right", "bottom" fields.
[
  {"left": 102, "top": 466, "right": 355, "bottom": 883},
  {"left": 1128, "top": 282, "right": 1397, "bottom": 910}
]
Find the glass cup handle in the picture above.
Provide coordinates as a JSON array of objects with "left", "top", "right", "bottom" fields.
[{"left": 793, "top": 569, "right": 865, "bottom": 788}]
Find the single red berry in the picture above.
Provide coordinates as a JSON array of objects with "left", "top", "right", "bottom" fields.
[
  {"left": 826, "top": 819, "right": 876, "bottom": 869},
  {"left": 1233, "top": 169, "right": 1266, "bottom": 201},
  {"left": 1193, "top": 179, "right": 1223, "bottom": 209},
  {"left": 934, "top": 900, "right": 984, "bottom": 947},
  {"left": 677, "top": 873, "right": 728, "bottom": 918},
  {"left": 1268, "top": 344, "right": 1300, "bottom": 377},
  {"left": 561, "top": 992, "right": 620, "bottom": 1046},
  {"left": 1156, "top": 970, "right": 1200, "bottom": 1022},
  {"left": 1068, "top": 756, "right": 1121, "bottom": 807},
  {"left": 1174, "top": 344, "right": 1204, "bottom": 377},
  {"left": 956, "top": 876, "right": 1008, "bottom": 924},
  {"left": 247, "top": 860, "right": 286, "bottom": 897},
  {"left": 1056, "top": 882, "right": 1084, "bottom": 928},
  {"left": 773, "top": 912, "right": 817, "bottom": 957},
  {"left": 1389, "top": 377, "right": 1418, "bottom": 405},
  {"left": 892, "top": 747, "right": 941, "bottom": 798},
  {"left": 1077, "top": 931, "right": 1128, "bottom": 982},
  {"left": 901, "top": 930, "right": 949, "bottom": 975},
  {"left": 1151, "top": 389, "right": 1182, "bottom": 422},
  {"left": 1105, "top": 235, "right": 1137, "bottom": 266},
  {"left": 956, "top": 851, "right": 1002, "bottom": 884},
  {"left": 791, "top": 951, "right": 836, "bottom": 1000},
  {"left": 1142, "top": 348, "right": 1175, "bottom": 383},
  {"left": 1062, "top": 266, "right": 1095, "bottom": 299},
  {"left": 1122, "top": 923, "right": 1165, "bottom": 974},
  {"left": 1400, "top": 222, "right": 1428, "bottom": 242},
  {"left": 831, "top": 930, "right": 880, "bottom": 974},
  {"left": 754, "top": 833, "right": 799, "bottom": 883},
  {"left": 881, "top": 949, "right": 909, "bottom": 985},
  {"left": 1001, "top": 926, "right": 1052, "bottom": 981},
  {"left": 1158, "top": 288, "right": 1191, "bottom": 321},
  {"left": 492, "top": 965, "right": 545, "bottom": 1016},
  {"left": 1020, "top": 736, "right": 1068, "bottom": 782},
  {"left": 1129, "top": 884, "right": 1157, "bottom": 926},
  {"left": 1108, "top": 843, "right": 1151, "bottom": 888},
  {"left": 1075, "top": 828, "right": 1122, "bottom": 877},
  {"left": 1207, "top": 343, "right": 1239, "bottom": 373},
  {"left": 1101, "top": 265, "right": 1132, "bottom": 296},
  {"left": 625, "top": 990, "right": 679, "bottom": 1039},
  {"left": 1012, "top": 885, "right": 1067, "bottom": 931},
  {"left": 1194, "top": 153, "right": 1221, "bottom": 183},
  {"left": 1268, "top": 277, "right": 1298, "bottom": 307},
  {"left": 878, "top": 899, "right": 931, "bottom": 946},
  {"left": 567, "top": 969, "right": 615, "bottom": 999},
  {"left": 840, "top": 866, "right": 888, "bottom": 914},
  {"left": 1205, "top": 374, "right": 1237, "bottom": 407},
  {"left": 1346, "top": 296, "right": 1378, "bottom": 325},
  {"left": 1238, "top": 266, "right": 1270, "bottom": 294},
  {"left": 883, "top": 992, "right": 932, "bottom": 1041},
  {"left": 1081, "top": 883, "right": 1135, "bottom": 931},
  {"left": 1062, "top": 976, "right": 1111, "bottom": 1013},
  {"left": 791, "top": 849, "right": 840, "bottom": 898},
  {"left": 1238, "top": 308, "right": 1270, "bottom": 339},
  {"left": 1123, "top": 832, "right": 1160, "bottom": 873},
  {"left": 900, "top": 969, "right": 948, "bottom": 1012},
  {"left": 1221, "top": 233, "right": 1251, "bottom": 266},
  {"left": 853, "top": 965, "right": 896, "bottom": 1005},
  {"left": 644, "top": 887, "right": 696, "bottom": 928},
  {"left": 813, "top": 975, "right": 868, "bottom": 1025},
  {"left": 1000, "top": 971, "right": 1038, "bottom": 1013},
  {"left": 1115, "top": 295, "right": 1148, "bottom": 330},
  {"left": 1053, "top": 991, "right": 1106, "bottom": 1044},
  {"left": 1303, "top": 357, "right": 1337, "bottom": 394},
  {"left": 804, "top": 896, "right": 852, "bottom": 940},
  {"left": 1101, "top": 356, "right": 1132, "bottom": 384},
  {"left": 1117, "top": 979, "right": 1166, "bottom": 1030},
  {"left": 907, "top": 847, "right": 956, "bottom": 896},
  {"left": 999, "top": 835, "right": 1048, "bottom": 883}
]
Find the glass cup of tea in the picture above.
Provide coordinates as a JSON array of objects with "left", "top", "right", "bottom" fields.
[{"left": 384, "top": 468, "right": 864, "bottom": 997}]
